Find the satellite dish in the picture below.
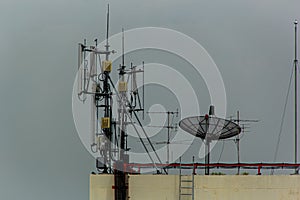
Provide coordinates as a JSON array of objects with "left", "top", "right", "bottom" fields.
[
  {"left": 179, "top": 115, "right": 241, "bottom": 140},
  {"left": 179, "top": 106, "right": 241, "bottom": 175}
]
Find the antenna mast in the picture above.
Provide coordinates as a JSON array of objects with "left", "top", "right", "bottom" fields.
[
  {"left": 122, "top": 28, "right": 125, "bottom": 67},
  {"left": 105, "top": 4, "right": 110, "bottom": 61},
  {"left": 294, "top": 19, "right": 298, "bottom": 174},
  {"left": 118, "top": 27, "right": 127, "bottom": 162}
]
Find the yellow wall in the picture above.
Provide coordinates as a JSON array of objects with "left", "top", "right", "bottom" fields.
[
  {"left": 90, "top": 174, "right": 114, "bottom": 200},
  {"left": 129, "top": 175, "right": 179, "bottom": 200},
  {"left": 195, "top": 175, "right": 300, "bottom": 200},
  {"left": 90, "top": 174, "right": 300, "bottom": 200}
]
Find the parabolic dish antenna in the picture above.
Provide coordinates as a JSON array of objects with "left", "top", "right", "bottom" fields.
[
  {"left": 179, "top": 106, "right": 241, "bottom": 175},
  {"left": 179, "top": 115, "right": 241, "bottom": 140}
]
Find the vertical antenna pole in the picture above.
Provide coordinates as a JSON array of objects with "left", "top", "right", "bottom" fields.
[
  {"left": 94, "top": 39, "right": 98, "bottom": 76},
  {"left": 119, "top": 27, "right": 126, "bottom": 162},
  {"left": 167, "top": 112, "right": 170, "bottom": 168},
  {"left": 205, "top": 115, "right": 210, "bottom": 175},
  {"left": 205, "top": 140, "right": 210, "bottom": 175},
  {"left": 105, "top": 4, "right": 110, "bottom": 61},
  {"left": 237, "top": 110, "right": 240, "bottom": 175},
  {"left": 142, "top": 61, "right": 145, "bottom": 120},
  {"left": 122, "top": 28, "right": 125, "bottom": 67},
  {"left": 103, "top": 4, "right": 111, "bottom": 173},
  {"left": 294, "top": 20, "right": 298, "bottom": 174}
]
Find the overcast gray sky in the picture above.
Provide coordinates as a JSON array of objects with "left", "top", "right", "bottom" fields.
[{"left": 1, "top": 0, "right": 300, "bottom": 199}]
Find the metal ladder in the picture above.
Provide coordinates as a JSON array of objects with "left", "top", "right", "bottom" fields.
[{"left": 179, "top": 157, "right": 194, "bottom": 200}]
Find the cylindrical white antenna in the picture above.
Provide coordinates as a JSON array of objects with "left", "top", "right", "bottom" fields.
[
  {"left": 83, "top": 39, "right": 90, "bottom": 93},
  {"left": 90, "top": 47, "right": 96, "bottom": 77},
  {"left": 77, "top": 43, "right": 83, "bottom": 95},
  {"left": 132, "top": 66, "right": 137, "bottom": 93},
  {"left": 91, "top": 90, "right": 96, "bottom": 146}
]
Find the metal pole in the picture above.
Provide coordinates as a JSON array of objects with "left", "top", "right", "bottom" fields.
[
  {"left": 237, "top": 111, "right": 240, "bottom": 175},
  {"left": 204, "top": 115, "right": 209, "bottom": 175},
  {"left": 122, "top": 28, "right": 124, "bottom": 67},
  {"left": 104, "top": 3, "right": 111, "bottom": 174},
  {"left": 205, "top": 140, "right": 210, "bottom": 175},
  {"left": 167, "top": 112, "right": 170, "bottom": 166},
  {"left": 119, "top": 28, "right": 126, "bottom": 162},
  {"left": 294, "top": 20, "right": 298, "bottom": 174},
  {"left": 105, "top": 4, "right": 109, "bottom": 61}
]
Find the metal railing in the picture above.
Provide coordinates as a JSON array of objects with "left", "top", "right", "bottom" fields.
[{"left": 123, "top": 162, "right": 300, "bottom": 175}]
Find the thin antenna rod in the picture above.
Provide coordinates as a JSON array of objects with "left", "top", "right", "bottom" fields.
[
  {"left": 122, "top": 28, "right": 125, "bottom": 66},
  {"left": 167, "top": 112, "right": 170, "bottom": 168},
  {"left": 142, "top": 61, "right": 145, "bottom": 120},
  {"left": 294, "top": 19, "right": 298, "bottom": 174},
  {"left": 105, "top": 4, "right": 110, "bottom": 61}
]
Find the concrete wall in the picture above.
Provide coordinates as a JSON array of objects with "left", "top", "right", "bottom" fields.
[
  {"left": 129, "top": 175, "right": 179, "bottom": 200},
  {"left": 90, "top": 174, "right": 300, "bottom": 200},
  {"left": 194, "top": 175, "right": 300, "bottom": 200},
  {"left": 90, "top": 174, "right": 114, "bottom": 200}
]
